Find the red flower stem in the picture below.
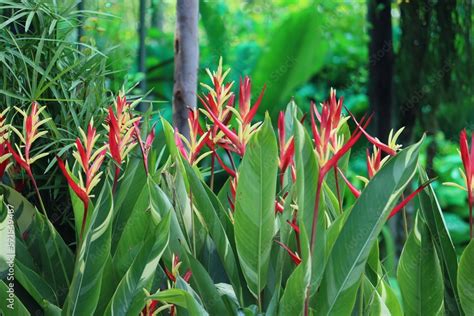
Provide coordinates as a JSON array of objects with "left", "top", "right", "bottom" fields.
[
  {"left": 333, "top": 166, "right": 342, "bottom": 213},
  {"left": 225, "top": 149, "right": 237, "bottom": 172},
  {"left": 310, "top": 173, "right": 324, "bottom": 255},
  {"left": 295, "top": 227, "right": 302, "bottom": 258},
  {"left": 470, "top": 199, "right": 473, "bottom": 240},
  {"left": 305, "top": 172, "right": 324, "bottom": 315}
]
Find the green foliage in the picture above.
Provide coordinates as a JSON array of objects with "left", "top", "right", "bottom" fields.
[
  {"left": 397, "top": 213, "right": 444, "bottom": 315},
  {"left": 458, "top": 239, "right": 474, "bottom": 314}
]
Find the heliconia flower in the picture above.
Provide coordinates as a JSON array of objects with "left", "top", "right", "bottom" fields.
[
  {"left": 355, "top": 146, "right": 392, "bottom": 186},
  {"left": 133, "top": 122, "right": 156, "bottom": 175},
  {"left": 444, "top": 129, "right": 474, "bottom": 238},
  {"left": 200, "top": 58, "right": 234, "bottom": 120},
  {"left": 275, "top": 240, "right": 301, "bottom": 265},
  {"left": 278, "top": 112, "right": 296, "bottom": 185},
  {"left": 203, "top": 78, "right": 264, "bottom": 157},
  {"left": 106, "top": 93, "right": 140, "bottom": 189},
  {"left": 7, "top": 103, "right": 51, "bottom": 183},
  {"left": 349, "top": 110, "right": 405, "bottom": 156},
  {"left": 164, "top": 254, "right": 192, "bottom": 283},
  {"left": 309, "top": 90, "right": 369, "bottom": 178},
  {"left": 57, "top": 121, "right": 106, "bottom": 236},
  {"left": 338, "top": 167, "right": 434, "bottom": 219},
  {"left": 175, "top": 109, "right": 212, "bottom": 165},
  {"left": 0, "top": 108, "right": 12, "bottom": 178}
]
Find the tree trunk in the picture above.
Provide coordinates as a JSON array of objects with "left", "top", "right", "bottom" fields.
[
  {"left": 173, "top": 0, "right": 199, "bottom": 139},
  {"left": 367, "top": 0, "right": 393, "bottom": 140},
  {"left": 396, "top": 0, "right": 431, "bottom": 143}
]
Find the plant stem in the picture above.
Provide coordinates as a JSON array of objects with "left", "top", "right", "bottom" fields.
[
  {"left": 333, "top": 166, "right": 342, "bottom": 213},
  {"left": 469, "top": 198, "right": 473, "bottom": 240},
  {"left": 190, "top": 190, "right": 196, "bottom": 256},
  {"left": 304, "top": 173, "right": 324, "bottom": 315},
  {"left": 401, "top": 192, "right": 408, "bottom": 240},
  {"left": 210, "top": 152, "right": 215, "bottom": 190},
  {"left": 309, "top": 174, "right": 323, "bottom": 255},
  {"left": 225, "top": 149, "right": 237, "bottom": 172}
]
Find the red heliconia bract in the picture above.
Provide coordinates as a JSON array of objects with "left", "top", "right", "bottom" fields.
[
  {"left": 460, "top": 130, "right": 474, "bottom": 238},
  {"left": 175, "top": 108, "right": 211, "bottom": 166},
  {"left": 7, "top": 102, "right": 51, "bottom": 197},
  {"left": 445, "top": 130, "right": 474, "bottom": 238},
  {"left": 57, "top": 121, "right": 106, "bottom": 237},
  {"left": 134, "top": 122, "right": 156, "bottom": 175},
  {"left": 107, "top": 94, "right": 140, "bottom": 190},
  {"left": 278, "top": 111, "right": 296, "bottom": 185}
]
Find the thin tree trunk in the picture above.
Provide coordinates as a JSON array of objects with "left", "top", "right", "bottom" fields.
[
  {"left": 137, "top": 0, "right": 147, "bottom": 111},
  {"left": 367, "top": 0, "right": 393, "bottom": 140},
  {"left": 173, "top": 0, "right": 199, "bottom": 139}
]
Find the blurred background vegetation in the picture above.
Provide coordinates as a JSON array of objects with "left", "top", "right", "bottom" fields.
[{"left": 0, "top": 0, "right": 473, "bottom": 252}]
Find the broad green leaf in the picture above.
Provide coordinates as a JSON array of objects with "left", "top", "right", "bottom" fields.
[
  {"left": 362, "top": 275, "right": 391, "bottom": 315},
  {"left": 111, "top": 158, "right": 147, "bottom": 251},
  {"left": 293, "top": 119, "right": 326, "bottom": 296},
  {"left": 113, "top": 178, "right": 161, "bottom": 276},
  {"left": 0, "top": 280, "right": 30, "bottom": 316},
  {"left": 234, "top": 115, "right": 278, "bottom": 297},
  {"left": 183, "top": 161, "right": 243, "bottom": 303},
  {"left": 278, "top": 225, "right": 311, "bottom": 316},
  {"left": 0, "top": 185, "right": 73, "bottom": 303},
  {"left": 252, "top": 6, "right": 328, "bottom": 115},
  {"left": 180, "top": 247, "right": 229, "bottom": 314},
  {"left": 398, "top": 213, "right": 444, "bottom": 315},
  {"left": 418, "top": 166, "right": 462, "bottom": 315},
  {"left": 63, "top": 182, "right": 113, "bottom": 315},
  {"left": 0, "top": 195, "right": 13, "bottom": 277},
  {"left": 14, "top": 260, "right": 57, "bottom": 306},
  {"left": 148, "top": 289, "right": 209, "bottom": 316},
  {"left": 105, "top": 212, "right": 171, "bottom": 315},
  {"left": 458, "top": 239, "right": 474, "bottom": 314},
  {"left": 314, "top": 137, "right": 424, "bottom": 315}
]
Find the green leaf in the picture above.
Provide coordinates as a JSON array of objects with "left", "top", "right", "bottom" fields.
[
  {"left": 0, "top": 195, "right": 13, "bottom": 277},
  {"left": 314, "top": 137, "right": 424, "bottom": 315},
  {"left": 252, "top": 6, "right": 328, "bottom": 115},
  {"left": 183, "top": 161, "right": 243, "bottom": 303},
  {"left": 0, "top": 280, "right": 30, "bottom": 316},
  {"left": 63, "top": 182, "right": 113, "bottom": 315},
  {"left": 293, "top": 119, "right": 326, "bottom": 296},
  {"left": 15, "top": 260, "right": 58, "bottom": 306},
  {"left": 180, "top": 247, "right": 229, "bottom": 314},
  {"left": 0, "top": 185, "right": 73, "bottom": 303},
  {"left": 105, "top": 212, "right": 171, "bottom": 315},
  {"left": 362, "top": 275, "right": 391, "bottom": 316},
  {"left": 234, "top": 115, "right": 278, "bottom": 297},
  {"left": 148, "top": 289, "right": 209, "bottom": 316},
  {"left": 418, "top": 165, "right": 462, "bottom": 315},
  {"left": 111, "top": 158, "right": 147, "bottom": 250},
  {"left": 398, "top": 213, "right": 444, "bottom": 315},
  {"left": 278, "top": 225, "right": 311, "bottom": 316},
  {"left": 458, "top": 239, "right": 474, "bottom": 314},
  {"left": 113, "top": 178, "right": 161, "bottom": 276}
]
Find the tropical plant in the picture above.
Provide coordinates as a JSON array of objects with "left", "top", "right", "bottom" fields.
[{"left": 0, "top": 62, "right": 473, "bottom": 316}]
